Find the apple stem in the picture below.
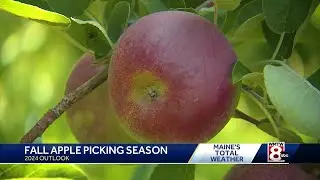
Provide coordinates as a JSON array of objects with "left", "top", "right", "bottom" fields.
[
  {"left": 213, "top": 1, "right": 218, "bottom": 25},
  {"left": 19, "top": 65, "right": 109, "bottom": 143}
]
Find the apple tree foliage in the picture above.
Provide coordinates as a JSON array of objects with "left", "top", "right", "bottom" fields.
[{"left": 0, "top": 0, "right": 320, "bottom": 179}]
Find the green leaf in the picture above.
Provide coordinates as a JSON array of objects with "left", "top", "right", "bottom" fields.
[
  {"left": 132, "top": 164, "right": 195, "bottom": 180},
  {"left": 261, "top": 21, "right": 296, "bottom": 59},
  {"left": 131, "top": 165, "right": 158, "bottom": 180},
  {"left": 138, "top": 0, "right": 168, "bottom": 16},
  {"left": 16, "top": 0, "right": 92, "bottom": 17},
  {"left": 150, "top": 165, "right": 195, "bottom": 180},
  {"left": 237, "top": 92, "right": 266, "bottom": 121},
  {"left": 233, "top": 14, "right": 265, "bottom": 41},
  {"left": 232, "top": 61, "right": 265, "bottom": 90},
  {"left": 257, "top": 121, "right": 303, "bottom": 143},
  {"left": 242, "top": 73, "right": 265, "bottom": 89},
  {"left": 286, "top": 49, "right": 305, "bottom": 76},
  {"left": 234, "top": 0, "right": 262, "bottom": 29},
  {"left": 184, "top": 0, "right": 207, "bottom": 8},
  {"left": 221, "top": 9, "right": 238, "bottom": 34},
  {"left": 232, "top": 61, "right": 251, "bottom": 84},
  {"left": 0, "top": 164, "right": 87, "bottom": 179},
  {"left": 161, "top": 0, "right": 186, "bottom": 8},
  {"left": 104, "top": 0, "right": 132, "bottom": 25},
  {"left": 262, "top": 0, "right": 313, "bottom": 34},
  {"left": 0, "top": 0, "right": 70, "bottom": 29},
  {"left": 86, "top": 0, "right": 108, "bottom": 24},
  {"left": 264, "top": 64, "right": 320, "bottom": 138},
  {"left": 66, "top": 18, "right": 112, "bottom": 58},
  {"left": 106, "top": 1, "right": 131, "bottom": 44},
  {"left": 307, "top": 68, "right": 320, "bottom": 91},
  {"left": 216, "top": 0, "right": 241, "bottom": 11},
  {"left": 294, "top": 22, "right": 320, "bottom": 77},
  {"left": 198, "top": 7, "right": 227, "bottom": 29},
  {"left": 311, "top": 2, "right": 320, "bottom": 31}
]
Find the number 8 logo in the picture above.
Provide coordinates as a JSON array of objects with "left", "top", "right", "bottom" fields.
[{"left": 269, "top": 146, "right": 282, "bottom": 161}]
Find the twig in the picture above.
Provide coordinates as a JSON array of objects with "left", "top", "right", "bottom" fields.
[
  {"left": 241, "top": 84, "right": 265, "bottom": 104},
  {"left": 19, "top": 66, "right": 109, "bottom": 143},
  {"left": 241, "top": 85, "right": 280, "bottom": 139},
  {"left": 234, "top": 109, "right": 260, "bottom": 125},
  {"left": 271, "top": 32, "right": 285, "bottom": 60},
  {"left": 213, "top": 1, "right": 218, "bottom": 25}
]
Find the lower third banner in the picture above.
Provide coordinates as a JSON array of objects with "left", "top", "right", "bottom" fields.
[{"left": 0, "top": 143, "right": 319, "bottom": 164}]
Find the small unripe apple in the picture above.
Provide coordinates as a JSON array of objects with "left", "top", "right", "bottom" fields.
[
  {"left": 225, "top": 164, "right": 317, "bottom": 180},
  {"left": 65, "top": 52, "right": 135, "bottom": 143},
  {"left": 108, "top": 11, "right": 239, "bottom": 143}
]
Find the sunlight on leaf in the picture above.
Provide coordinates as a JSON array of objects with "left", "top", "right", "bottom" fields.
[
  {"left": 237, "top": 92, "right": 266, "bottom": 120},
  {"left": 233, "top": 14, "right": 264, "bottom": 41},
  {"left": 16, "top": 0, "right": 92, "bottom": 17},
  {"left": 0, "top": 32, "right": 21, "bottom": 66},
  {"left": 0, "top": 0, "right": 70, "bottom": 29},
  {"left": 21, "top": 22, "right": 48, "bottom": 53},
  {"left": 287, "top": 49, "right": 305, "bottom": 76},
  {"left": 30, "top": 72, "right": 54, "bottom": 106},
  {"left": 311, "top": 4, "right": 320, "bottom": 31},
  {"left": 209, "top": 118, "right": 278, "bottom": 143}
]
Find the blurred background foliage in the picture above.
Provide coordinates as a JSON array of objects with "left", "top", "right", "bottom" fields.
[{"left": 0, "top": 1, "right": 320, "bottom": 179}]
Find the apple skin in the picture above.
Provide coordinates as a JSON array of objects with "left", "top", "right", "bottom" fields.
[
  {"left": 65, "top": 52, "right": 136, "bottom": 143},
  {"left": 108, "top": 11, "right": 239, "bottom": 143},
  {"left": 224, "top": 164, "right": 317, "bottom": 180}
]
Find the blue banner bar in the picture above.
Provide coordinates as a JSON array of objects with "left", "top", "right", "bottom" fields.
[{"left": 0, "top": 143, "right": 320, "bottom": 164}]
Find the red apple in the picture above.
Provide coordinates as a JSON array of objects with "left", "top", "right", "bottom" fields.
[
  {"left": 65, "top": 52, "right": 135, "bottom": 143},
  {"left": 108, "top": 11, "right": 239, "bottom": 143}
]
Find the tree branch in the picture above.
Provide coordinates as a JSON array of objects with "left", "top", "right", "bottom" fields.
[
  {"left": 19, "top": 65, "right": 109, "bottom": 143},
  {"left": 234, "top": 109, "right": 260, "bottom": 125}
]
